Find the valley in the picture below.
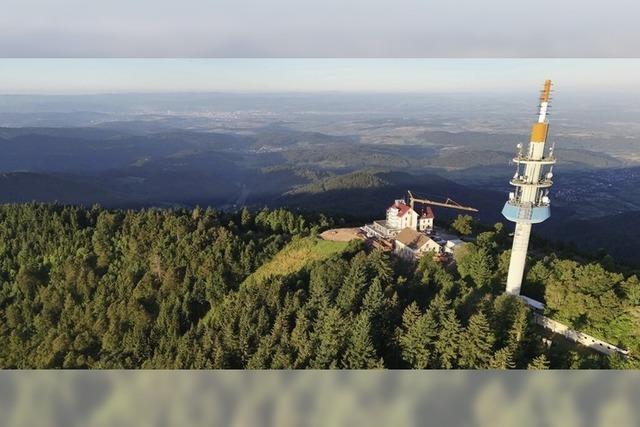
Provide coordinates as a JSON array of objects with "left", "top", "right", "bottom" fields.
[{"left": 1, "top": 92, "right": 639, "bottom": 264}]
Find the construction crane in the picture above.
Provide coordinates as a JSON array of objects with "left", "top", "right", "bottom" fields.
[{"left": 407, "top": 190, "right": 478, "bottom": 213}]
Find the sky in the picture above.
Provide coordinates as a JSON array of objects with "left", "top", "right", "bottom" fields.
[
  {"left": 1, "top": 0, "right": 639, "bottom": 57},
  {"left": 1, "top": 59, "right": 640, "bottom": 95}
]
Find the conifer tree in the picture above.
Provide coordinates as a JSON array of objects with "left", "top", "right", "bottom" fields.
[
  {"left": 489, "top": 347, "right": 515, "bottom": 369},
  {"left": 336, "top": 255, "right": 368, "bottom": 313},
  {"left": 456, "top": 244, "right": 494, "bottom": 288},
  {"left": 506, "top": 301, "right": 529, "bottom": 366},
  {"left": 240, "top": 207, "right": 253, "bottom": 228},
  {"left": 435, "top": 308, "right": 461, "bottom": 369},
  {"left": 398, "top": 304, "right": 437, "bottom": 369},
  {"left": 290, "top": 311, "right": 313, "bottom": 368},
  {"left": 362, "top": 278, "right": 385, "bottom": 317},
  {"left": 459, "top": 312, "right": 495, "bottom": 368},
  {"left": 2, "top": 203, "right": 638, "bottom": 370},
  {"left": 367, "top": 250, "right": 393, "bottom": 286},
  {"left": 310, "top": 307, "right": 347, "bottom": 369},
  {"left": 342, "top": 313, "right": 380, "bottom": 369},
  {"left": 362, "top": 278, "right": 390, "bottom": 347},
  {"left": 527, "top": 354, "right": 550, "bottom": 370}
]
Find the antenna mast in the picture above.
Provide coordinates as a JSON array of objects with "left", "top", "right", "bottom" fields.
[{"left": 502, "top": 80, "right": 557, "bottom": 295}]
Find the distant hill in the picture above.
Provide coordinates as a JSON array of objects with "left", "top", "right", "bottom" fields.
[
  {"left": 279, "top": 169, "right": 506, "bottom": 224},
  {"left": 419, "top": 129, "right": 639, "bottom": 161},
  {"left": 286, "top": 169, "right": 391, "bottom": 195},
  {"left": 252, "top": 127, "right": 357, "bottom": 148},
  {"left": 0, "top": 126, "right": 126, "bottom": 140},
  {"left": 431, "top": 148, "right": 625, "bottom": 171},
  {"left": 0, "top": 172, "right": 126, "bottom": 205},
  {"left": 540, "top": 210, "right": 640, "bottom": 266},
  {"left": 0, "top": 170, "right": 243, "bottom": 209},
  {"left": 556, "top": 148, "right": 626, "bottom": 169},
  {"left": 0, "top": 125, "right": 637, "bottom": 264},
  {"left": 0, "top": 129, "right": 252, "bottom": 173},
  {"left": 428, "top": 149, "right": 512, "bottom": 169}
]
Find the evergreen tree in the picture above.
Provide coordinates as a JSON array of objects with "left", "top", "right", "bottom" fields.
[
  {"left": 489, "top": 347, "right": 515, "bottom": 369},
  {"left": 240, "top": 207, "right": 253, "bottom": 228},
  {"left": 362, "top": 278, "right": 385, "bottom": 318},
  {"left": 336, "top": 254, "right": 368, "bottom": 313},
  {"left": 366, "top": 250, "right": 393, "bottom": 286},
  {"left": 527, "top": 354, "right": 550, "bottom": 370},
  {"left": 1, "top": 203, "right": 637, "bottom": 370},
  {"left": 290, "top": 311, "right": 313, "bottom": 368},
  {"left": 398, "top": 304, "right": 437, "bottom": 369},
  {"left": 342, "top": 313, "right": 381, "bottom": 369},
  {"left": 459, "top": 312, "right": 495, "bottom": 369},
  {"left": 362, "top": 278, "right": 391, "bottom": 349},
  {"left": 506, "top": 301, "right": 529, "bottom": 366},
  {"left": 310, "top": 307, "right": 347, "bottom": 368},
  {"left": 434, "top": 308, "right": 461, "bottom": 369},
  {"left": 456, "top": 244, "right": 494, "bottom": 288}
]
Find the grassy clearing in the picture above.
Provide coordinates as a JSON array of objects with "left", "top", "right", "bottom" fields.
[{"left": 244, "top": 236, "right": 348, "bottom": 285}]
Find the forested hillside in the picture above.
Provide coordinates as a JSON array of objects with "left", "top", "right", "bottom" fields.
[{"left": 0, "top": 204, "right": 638, "bottom": 368}]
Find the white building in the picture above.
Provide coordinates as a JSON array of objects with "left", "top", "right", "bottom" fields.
[
  {"left": 394, "top": 227, "right": 442, "bottom": 261},
  {"left": 386, "top": 199, "right": 418, "bottom": 230},
  {"left": 364, "top": 199, "right": 415, "bottom": 239},
  {"left": 417, "top": 207, "right": 434, "bottom": 233},
  {"left": 363, "top": 220, "right": 399, "bottom": 239},
  {"left": 362, "top": 199, "right": 437, "bottom": 240}
]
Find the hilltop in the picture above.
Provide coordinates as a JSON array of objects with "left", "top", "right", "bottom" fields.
[{"left": 0, "top": 203, "right": 638, "bottom": 369}]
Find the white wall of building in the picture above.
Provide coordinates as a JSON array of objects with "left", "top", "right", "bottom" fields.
[
  {"left": 394, "top": 238, "right": 442, "bottom": 261},
  {"left": 418, "top": 217, "right": 433, "bottom": 231}
]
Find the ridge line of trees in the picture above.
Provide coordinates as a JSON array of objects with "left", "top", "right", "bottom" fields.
[{"left": 0, "top": 204, "right": 637, "bottom": 369}]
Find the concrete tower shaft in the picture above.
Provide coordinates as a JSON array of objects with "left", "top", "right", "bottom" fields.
[{"left": 502, "top": 80, "right": 556, "bottom": 295}]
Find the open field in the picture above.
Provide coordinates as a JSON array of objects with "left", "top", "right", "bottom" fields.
[
  {"left": 244, "top": 236, "right": 348, "bottom": 285},
  {"left": 319, "top": 227, "right": 363, "bottom": 242}
]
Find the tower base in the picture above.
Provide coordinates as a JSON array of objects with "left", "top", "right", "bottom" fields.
[{"left": 505, "top": 222, "right": 532, "bottom": 295}]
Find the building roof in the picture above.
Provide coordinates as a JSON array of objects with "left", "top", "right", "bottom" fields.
[
  {"left": 373, "top": 220, "right": 399, "bottom": 230},
  {"left": 389, "top": 201, "right": 412, "bottom": 217},
  {"left": 420, "top": 207, "right": 434, "bottom": 219},
  {"left": 395, "top": 227, "right": 435, "bottom": 250},
  {"left": 445, "top": 239, "right": 464, "bottom": 250}
]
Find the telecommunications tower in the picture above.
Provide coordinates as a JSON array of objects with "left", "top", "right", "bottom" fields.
[{"left": 502, "top": 80, "right": 556, "bottom": 295}]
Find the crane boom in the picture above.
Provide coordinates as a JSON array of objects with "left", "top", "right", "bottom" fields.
[{"left": 407, "top": 190, "right": 478, "bottom": 212}]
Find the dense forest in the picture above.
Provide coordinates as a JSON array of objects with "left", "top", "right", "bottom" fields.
[{"left": 0, "top": 204, "right": 638, "bottom": 368}]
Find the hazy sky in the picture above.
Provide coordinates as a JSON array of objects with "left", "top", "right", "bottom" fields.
[
  {"left": 1, "top": 0, "right": 639, "bottom": 56},
  {"left": 1, "top": 59, "right": 639, "bottom": 95}
]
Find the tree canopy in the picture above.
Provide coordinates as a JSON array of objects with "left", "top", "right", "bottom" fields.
[{"left": 0, "top": 204, "right": 636, "bottom": 369}]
